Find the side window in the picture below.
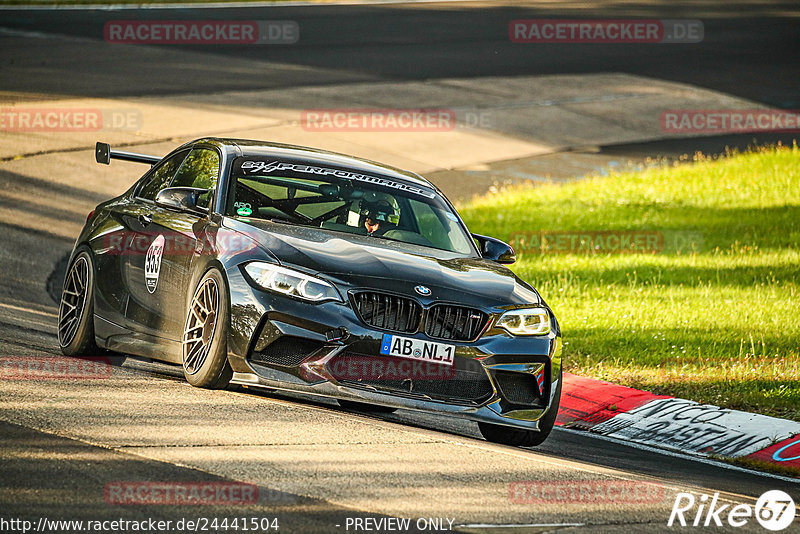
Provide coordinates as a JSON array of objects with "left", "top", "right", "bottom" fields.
[
  {"left": 170, "top": 148, "right": 220, "bottom": 209},
  {"left": 136, "top": 150, "right": 189, "bottom": 201}
]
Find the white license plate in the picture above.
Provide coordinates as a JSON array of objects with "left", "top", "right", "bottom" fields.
[{"left": 380, "top": 334, "right": 455, "bottom": 366}]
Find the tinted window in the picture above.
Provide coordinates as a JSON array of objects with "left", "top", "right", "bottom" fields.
[
  {"left": 136, "top": 150, "right": 188, "bottom": 201},
  {"left": 408, "top": 198, "right": 472, "bottom": 253},
  {"left": 228, "top": 158, "right": 475, "bottom": 255},
  {"left": 171, "top": 148, "right": 220, "bottom": 209}
]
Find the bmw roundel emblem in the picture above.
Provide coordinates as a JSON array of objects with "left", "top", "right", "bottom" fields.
[{"left": 414, "top": 285, "right": 431, "bottom": 296}]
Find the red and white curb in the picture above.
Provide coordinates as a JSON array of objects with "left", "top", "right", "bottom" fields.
[{"left": 557, "top": 373, "right": 800, "bottom": 471}]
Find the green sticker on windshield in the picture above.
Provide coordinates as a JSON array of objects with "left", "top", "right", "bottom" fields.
[{"left": 235, "top": 202, "right": 252, "bottom": 217}]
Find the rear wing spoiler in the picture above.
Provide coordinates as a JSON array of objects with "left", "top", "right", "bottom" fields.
[{"left": 95, "top": 142, "right": 160, "bottom": 166}]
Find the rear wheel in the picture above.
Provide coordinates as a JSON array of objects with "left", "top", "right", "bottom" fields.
[
  {"left": 58, "top": 249, "right": 126, "bottom": 365},
  {"left": 337, "top": 399, "right": 398, "bottom": 413},
  {"left": 478, "top": 371, "right": 562, "bottom": 447},
  {"left": 58, "top": 250, "right": 100, "bottom": 356},
  {"left": 182, "top": 268, "right": 232, "bottom": 389}
]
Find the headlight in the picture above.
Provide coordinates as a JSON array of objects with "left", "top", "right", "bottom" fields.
[
  {"left": 243, "top": 262, "right": 342, "bottom": 303},
  {"left": 496, "top": 307, "right": 551, "bottom": 336}
]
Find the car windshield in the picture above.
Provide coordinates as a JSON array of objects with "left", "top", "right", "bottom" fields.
[{"left": 227, "top": 158, "right": 475, "bottom": 255}]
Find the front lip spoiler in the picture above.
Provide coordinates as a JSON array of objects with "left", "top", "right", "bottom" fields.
[{"left": 230, "top": 369, "right": 557, "bottom": 431}]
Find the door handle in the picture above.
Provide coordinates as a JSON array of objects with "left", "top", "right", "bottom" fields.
[{"left": 138, "top": 213, "right": 152, "bottom": 226}]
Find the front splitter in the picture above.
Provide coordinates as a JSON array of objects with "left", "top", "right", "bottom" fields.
[{"left": 230, "top": 369, "right": 558, "bottom": 431}]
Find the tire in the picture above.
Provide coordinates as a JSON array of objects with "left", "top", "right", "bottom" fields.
[
  {"left": 478, "top": 371, "right": 562, "bottom": 447},
  {"left": 337, "top": 399, "right": 398, "bottom": 413},
  {"left": 182, "top": 268, "right": 232, "bottom": 389},
  {"left": 58, "top": 249, "right": 101, "bottom": 356}
]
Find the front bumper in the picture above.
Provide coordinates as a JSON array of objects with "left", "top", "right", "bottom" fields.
[{"left": 225, "top": 267, "right": 562, "bottom": 430}]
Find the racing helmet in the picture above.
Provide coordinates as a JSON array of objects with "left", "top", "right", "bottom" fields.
[{"left": 360, "top": 193, "right": 400, "bottom": 227}]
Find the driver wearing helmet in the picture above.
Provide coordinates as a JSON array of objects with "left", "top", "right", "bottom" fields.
[{"left": 360, "top": 194, "right": 400, "bottom": 235}]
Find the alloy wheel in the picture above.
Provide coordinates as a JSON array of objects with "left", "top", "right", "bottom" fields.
[
  {"left": 182, "top": 277, "right": 219, "bottom": 375},
  {"left": 58, "top": 256, "right": 89, "bottom": 347}
]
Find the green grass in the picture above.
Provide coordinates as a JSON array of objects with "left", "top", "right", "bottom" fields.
[{"left": 458, "top": 145, "right": 800, "bottom": 421}]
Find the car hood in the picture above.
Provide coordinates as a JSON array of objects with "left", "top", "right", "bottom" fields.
[{"left": 233, "top": 220, "right": 541, "bottom": 308}]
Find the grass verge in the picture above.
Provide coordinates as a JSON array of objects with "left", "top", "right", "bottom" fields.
[
  {"left": 458, "top": 144, "right": 800, "bottom": 421},
  {"left": 716, "top": 455, "right": 800, "bottom": 478}
]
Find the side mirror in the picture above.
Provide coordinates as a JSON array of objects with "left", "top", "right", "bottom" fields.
[
  {"left": 472, "top": 233, "right": 516, "bottom": 264},
  {"left": 95, "top": 142, "right": 111, "bottom": 165},
  {"left": 155, "top": 187, "right": 209, "bottom": 215}
]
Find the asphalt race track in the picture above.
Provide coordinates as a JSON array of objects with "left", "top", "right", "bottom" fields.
[{"left": 1, "top": 1, "right": 799, "bottom": 532}]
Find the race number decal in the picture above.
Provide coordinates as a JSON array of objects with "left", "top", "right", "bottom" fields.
[{"left": 145, "top": 235, "right": 165, "bottom": 294}]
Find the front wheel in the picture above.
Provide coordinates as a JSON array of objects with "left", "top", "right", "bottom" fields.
[
  {"left": 182, "top": 268, "right": 232, "bottom": 389},
  {"left": 478, "top": 371, "right": 562, "bottom": 447}
]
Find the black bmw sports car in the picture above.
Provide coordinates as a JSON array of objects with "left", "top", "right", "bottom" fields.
[{"left": 59, "top": 138, "right": 562, "bottom": 446}]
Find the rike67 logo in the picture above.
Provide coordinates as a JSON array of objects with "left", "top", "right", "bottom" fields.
[{"left": 669, "top": 490, "right": 796, "bottom": 531}]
